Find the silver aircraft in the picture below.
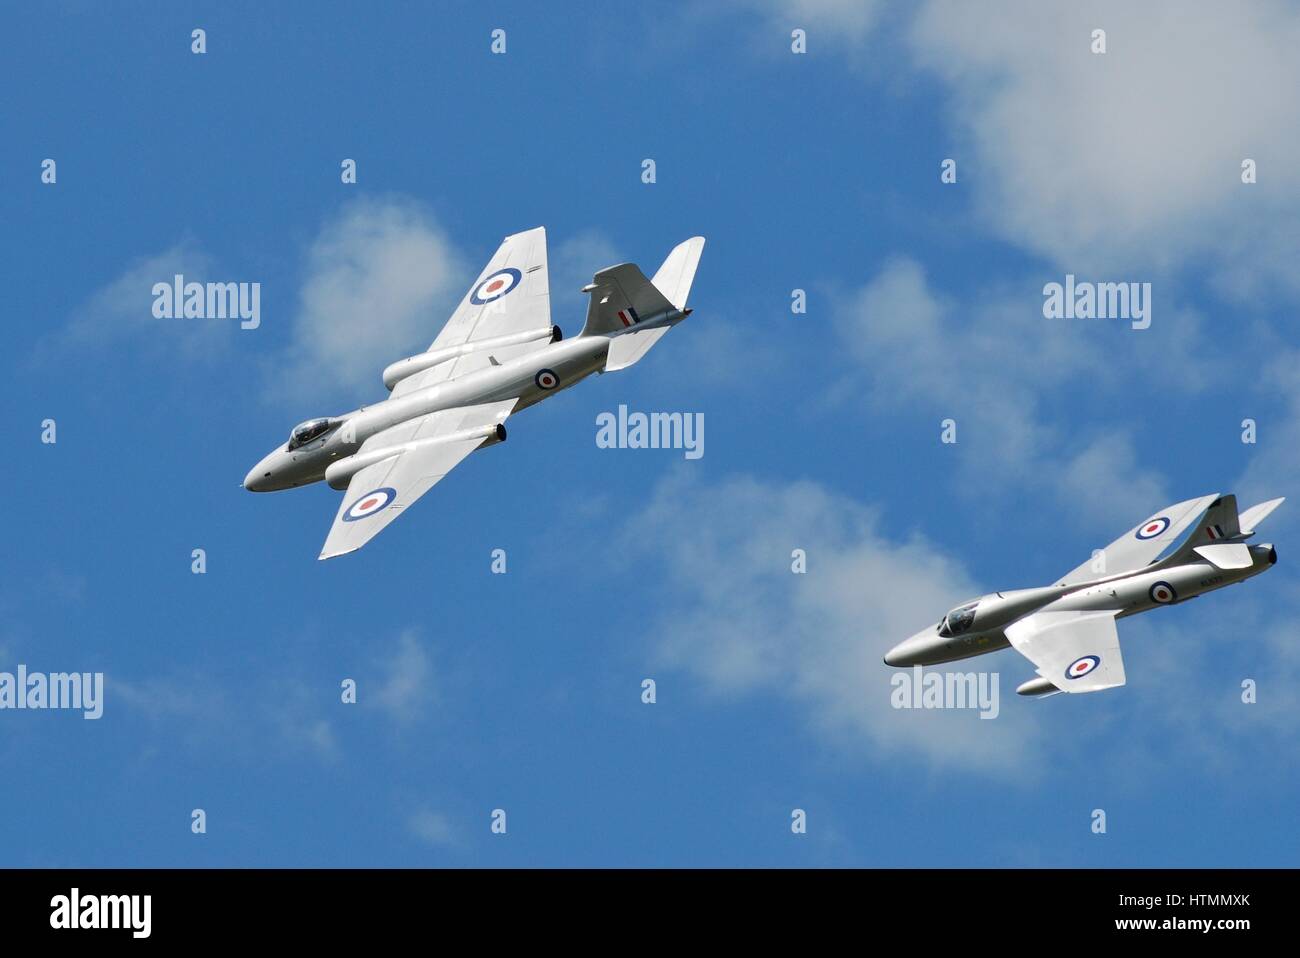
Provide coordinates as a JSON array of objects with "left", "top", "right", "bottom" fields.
[
  {"left": 885, "top": 494, "right": 1284, "bottom": 696},
  {"left": 244, "top": 227, "right": 705, "bottom": 559}
]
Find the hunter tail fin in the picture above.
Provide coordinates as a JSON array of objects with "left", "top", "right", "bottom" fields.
[
  {"left": 1165, "top": 494, "right": 1284, "bottom": 567},
  {"left": 1187, "top": 494, "right": 1243, "bottom": 544}
]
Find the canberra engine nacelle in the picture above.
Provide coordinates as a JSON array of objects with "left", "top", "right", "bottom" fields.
[
  {"left": 381, "top": 325, "right": 561, "bottom": 391},
  {"left": 325, "top": 423, "right": 507, "bottom": 490}
]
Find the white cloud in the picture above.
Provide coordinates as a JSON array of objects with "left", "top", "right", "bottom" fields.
[
  {"left": 831, "top": 257, "right": 1172, "bottom": 523},
  {"left": 113, "top": 670, "right": 339, "bottom": 762},
  {"left": 269, "top": 208, "right": 636, "bottom": 406},
  {"left": 369, "top": 630, "right": 435, "bottom": 725},
  {"left": 1236, "top": 347, "right": 1300, "bottom": 521},
  {"left": 735, "top": 0, "right": 884, "bottom": 45},
  {"left": 41, "top": 240, "right": 223, "bottom": 365},
  {"left": 907, "top": 1, "right": 1300, "bottom": 297},
  {"left": 739, "top": 1, "right": 1300, "bottom": 299},
  {"left": 272, "top": 196, "right": 468, "bottom": 404},
  {"left": 407, "top": 807, "right": 457, "bottom": 848},
  {"left": 109, "top": 629, "right": 444, "bottom": 765},
  {"left": 270, "top": 688, "right": 340, "bottom": 761},
  {"left": 112, "top": 671, "right": 231, "bottom": 724},
  {"left": 1052, "top": 435, "right": 1169, "bottom": 531},
  {"left": 619, "top": 469, "right": 1046, "bottom": 773}
]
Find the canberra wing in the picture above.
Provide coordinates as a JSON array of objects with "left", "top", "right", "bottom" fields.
[
  {"left": 1006, "top": 609, "right": 1126, "bottom": 694},
  {"left": 390, "top": 227, "right": 551, "bottom": 399},
  {"left": 1055, "top": 493, "right": 1219, "bottom": 587},
  {"left": 318, "top": 399, "right": 518, "bottom": 560}
]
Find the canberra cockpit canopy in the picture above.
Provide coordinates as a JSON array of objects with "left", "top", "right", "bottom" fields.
[{"left": 289, "top": 418, "right": 334, "bottom": 450}]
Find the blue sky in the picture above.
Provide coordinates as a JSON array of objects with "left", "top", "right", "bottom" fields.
[{"left": 5, "top": 1, "right": 1300, "bottom": 866}]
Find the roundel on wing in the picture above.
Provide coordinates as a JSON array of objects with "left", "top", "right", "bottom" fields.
[
  {"left": 1135, "top": 516, "right": 1171, "bottom": 540},
  {"left": 343, "top": 487, "right": 397, "bottom": 522},
  {"left": 1149, "top": 581, "right": 1177, "bottom": 604},
  {"left": 1065, "top": 655, "right": 1101, "bottom": 680},
  {"left": 470, "top": 268, "right": 523, "bottom": 305}
]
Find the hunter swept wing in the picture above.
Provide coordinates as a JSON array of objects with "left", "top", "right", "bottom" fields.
[
  {"left": 1006, "top": 609, "right": 1127, "bottom": 694},
  {"left": 1055, "top": 493, "right": 1220, "bottom": 587}
]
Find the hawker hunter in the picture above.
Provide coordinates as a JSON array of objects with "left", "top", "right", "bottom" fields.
[{"left": 885, "top": 494, "right": 1284, "bottom": 696}]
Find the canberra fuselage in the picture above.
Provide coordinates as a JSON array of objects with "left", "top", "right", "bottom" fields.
[{"left": 244, "top": 335, "right": 608, "bottom": 492}]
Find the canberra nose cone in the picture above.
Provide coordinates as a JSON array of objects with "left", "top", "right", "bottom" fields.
[
  {"left": 243, "top": 464, "right": 271, "bottom": 492},
  {"left": 243, "top": 447, "right": 285, "bottom": 492}
]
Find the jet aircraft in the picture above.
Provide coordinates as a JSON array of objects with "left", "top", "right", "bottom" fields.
[
  {"left": 244, "top": 227, "right": 705, "bottom": 559},
  {"left": 884, "top": 494, "right": 1284, "bottom": 696}
]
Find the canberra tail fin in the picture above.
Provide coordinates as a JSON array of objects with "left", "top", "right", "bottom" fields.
[
  {"left": 650, "top": 236, "right": 705, "bottom": 310},
  {"left": 581, "top": 263, "right": 676, "bottom": 336},
  {"left": 580, "top": 237, "right": 704, "bottom": 336},
  {"left": 580, "top": 237, "right": 705, "bottom": 371}
]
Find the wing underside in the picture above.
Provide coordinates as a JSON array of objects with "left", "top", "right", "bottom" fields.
[
  {"left": 390, "top": 227, "right": 552, "bottom": 399},
  {"left": 1056, "top": 493, "right": 1220, "bottom": 587},
  {"left": 1006, "top": 610, "right": 1126, "bottom": 694},
  {"left": 318, "top": 399, "right": 518, "bottom": 559}
]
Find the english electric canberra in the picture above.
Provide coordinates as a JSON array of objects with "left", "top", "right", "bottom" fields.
[
  {"left": 244, "top": 227, "right": 705, "bottom": 559},
  {"left": 885, "top": 494, "right": 1284, "bottom": 696}
]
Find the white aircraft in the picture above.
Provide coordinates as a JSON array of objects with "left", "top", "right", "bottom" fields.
[
  {"left": 244, "top": 227, "right": 705, "bottom": 559},
  {"left": 885, "top": 494, "right": 1284, "bottom": 696}
]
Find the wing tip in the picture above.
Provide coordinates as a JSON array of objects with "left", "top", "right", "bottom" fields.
[{"left": 318, "top": 545, "right": 359, "bottom": 561}]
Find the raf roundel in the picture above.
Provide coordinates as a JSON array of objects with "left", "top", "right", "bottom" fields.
[
  {"left": 470, "top": 268, "right": 523, "bottom": 305},
  {"left": 1135, "top": 516, "right": 1171, "bottom": 540},
  {"left": 1149, "top": 581, "right": 1177, "bottom": 604},
  {"left": 534, "top": 368, "right": 559, "bottom": 390},
  {"left": 343, "top": 487, "right": 397, "bottom": 522},
  {"left": 1065, "top": 655, "right": 1101, "bottom": 680}
]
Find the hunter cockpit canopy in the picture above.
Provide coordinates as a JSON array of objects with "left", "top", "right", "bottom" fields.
[{"left": 937, "top": 602, "right": 978, "bottom": 637}]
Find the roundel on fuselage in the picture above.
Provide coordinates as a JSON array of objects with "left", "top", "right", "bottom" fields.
[{"left": 1149, "top": 581, "right": 1177, "bottom": 604}]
